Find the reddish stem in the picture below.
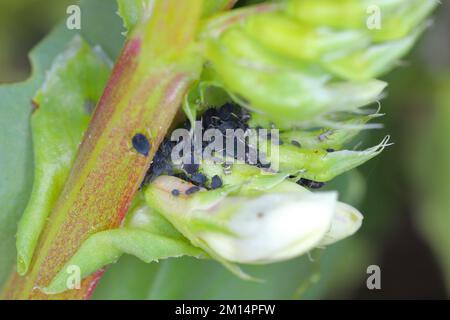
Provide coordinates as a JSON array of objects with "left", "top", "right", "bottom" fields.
[{"left": 2, "top": 0, "right": 204, "bottom": 300}]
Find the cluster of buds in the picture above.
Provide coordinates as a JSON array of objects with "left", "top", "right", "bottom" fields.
[{"left": 201, "top": 0, "right": 438, "bottom": 127}]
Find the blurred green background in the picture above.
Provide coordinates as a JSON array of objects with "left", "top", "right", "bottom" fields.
[{"left": 0, "top": 0, "right": 449, "bottom": 299}]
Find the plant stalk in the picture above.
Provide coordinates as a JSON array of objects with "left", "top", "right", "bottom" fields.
[{"left": 2, "top": 0, "right": 204, "bottom": 300}]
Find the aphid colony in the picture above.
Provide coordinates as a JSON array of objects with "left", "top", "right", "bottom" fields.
[{"left": 137, "top": 103, "right": 326, "bottom": 193}]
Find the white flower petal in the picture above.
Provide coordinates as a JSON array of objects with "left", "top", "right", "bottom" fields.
[
  {"left": 319, "top": 201, "right": 363, "bottom": 246},
  {"left": 200, "top": 192, "right": 337, "bottom": 264}
]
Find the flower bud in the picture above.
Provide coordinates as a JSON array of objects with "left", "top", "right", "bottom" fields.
[
  {"left": 199, "top": 192, "right": 337, "bottom": 264},
  {"left": 319, "top": 202, "right": 363, "bottom": 246},
  {"left": 145, "top": 176, "right": 364, "bottom": 265}
]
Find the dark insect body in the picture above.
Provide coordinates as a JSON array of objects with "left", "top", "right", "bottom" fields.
[
  {"left": 141, "top": 103, "right": 271, "bottom": 187},
  {"left": 132, "top": 133, "right": 151, "bottom": 156},
  {"left": 297, "top": 178, "right": 325, "bottom": 189},
  {"left": 185, "top": 186, "right": 200, "bottom": 195},
  {"left": 191, "top": 173, "right": 207, "bottom": 186},
  {"left": 211, "top": 175, "right": 223, "bottom": 189},
  {"left": 183, "top": 163, "right": 200, "bottom": 175}
]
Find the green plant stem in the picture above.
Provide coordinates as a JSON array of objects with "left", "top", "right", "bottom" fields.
[{"left": 2, "top": 0, "right": 204, "bottom": 300}]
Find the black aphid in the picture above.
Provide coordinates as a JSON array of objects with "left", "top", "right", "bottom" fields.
[
  {"left": 291, "top": 140, "right": 301, "bottom": 148},
  {"left": 132, "top": 133, "right": 151, "bottom": 156},
  {"left": 183, "top": 163, "right": 200, "bottom": 175},
  {"left": 141, "top": 103, "right": 262, "bottom": 186},
  {"left": 84, "top": 99, "right": 96, "bottom": 114},
  {"left": 326, "top": 148, "right": 335, "bottom": 153},
  {"left": 185, "top": 186, "right": 200, "bottom": 195},
  {"left": 211, "top": 175, "right": 223, "bottom": 189},
  {"left": 191, "top": 173, "right": 207, "bottom": 186},
  {"left": 297, "top": 178, "right": 325, "bottom": 189},
  {"left": 171, "top": 189, "right": 180, "bottom": 196}
]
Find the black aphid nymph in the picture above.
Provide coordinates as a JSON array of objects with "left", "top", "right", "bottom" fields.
[{"left": 132, "top": 133, "right": 151, "bottom": 156}]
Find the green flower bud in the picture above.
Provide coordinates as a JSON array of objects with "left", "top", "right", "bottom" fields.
[
  {"left": 205, "top": 28, "right": 386, "bottom": 122},
  {"left": 286, "top": 0, "right": 369, "bottom": 29},
  {"left": 323, "top": 24, "right": 427, "bottom": 80},
  {"left": 286, "top": 0, "right": 437, "bottom": 42},
  {"left": 199, "top": 192, "right": 338, "bottom": 264},
  {"left": 144, "top": 176, "right": 363, "bottom": 265},
  {"left": 243, "top": 12, "right": 369, "bottom": 62}
]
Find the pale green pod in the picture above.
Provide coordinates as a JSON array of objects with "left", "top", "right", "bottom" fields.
[
  {"left": 323, "top": 25, "right": 427, "bottom": 81},
  {"left": 43, "top": 196, "right": 204, "bottom": 294},
  {"left": 16, "top": 36, "right": 110, "bottom": 276},
  {"left": 243, "top": 12, "right": 369, "bottom": 62},
  {"left": 206, "top": 28, "right": 386, "bottom": 122}
]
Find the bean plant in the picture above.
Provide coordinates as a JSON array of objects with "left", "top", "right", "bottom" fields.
[{"left": 0, "top": 0, "right": 439, "bottom": 299}]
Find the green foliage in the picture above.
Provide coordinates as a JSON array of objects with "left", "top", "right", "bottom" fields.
[
  {"left": 15, "top": 35, "right": 111, "bottom": 276},
  {"left": 0, "top": 26, "right": 76, "bottom": 288},
  {"left": 203, "top": 0, "right": 436, "bottom": 125},
  {"left": 0, "top": 0, "right": 122, "bottom": 289}
]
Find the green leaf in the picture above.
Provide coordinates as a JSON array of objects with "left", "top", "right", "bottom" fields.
[
  {"left": 79, "top": 0, "right": 125, "bottom": 59},
  {"left": 0, "top": 0, "right": 125, "bottom": 290},
  {"left": 116, "top": 0, "right": 148, "bottom": 33},
  {"left": 0, "top": 26, "right": 76, "bottom": 289},
  {"left": 16, "top": 35, "right": 111, "bottom": 276}
]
